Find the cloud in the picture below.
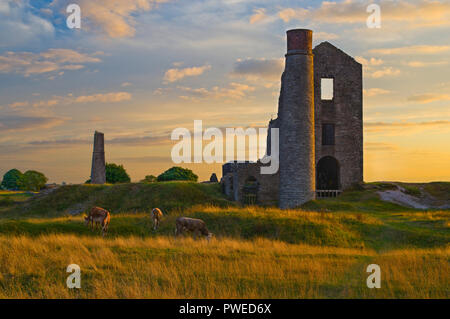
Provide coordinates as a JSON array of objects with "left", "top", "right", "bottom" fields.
[
  {"left": 355, "top": 57, "right": 384, "bottom": 66},
  {"left": 27, "top": 133, "right": 169, "bottom": 147},
  {"left": 278, "top": 8, "right": 309, "bottom": 23},
  {"left": 8, "top": 101, "right": 30, "bottom": 108},
  {"left": 367, "top": 67, "right": 401, "bottom": 79},
  {"left": 364, "top": 88, "right": 391, "bottom": 97},
  {"left": 121, "top": 82, "right": 133, "bottom": 87},
  {"left": 314, "top": 32, "right": 339, "bottom": 40},
  {"left": 365, "top": 120, "right": 450, "bottom": 134},
  {"left": 0, "top": 115, "right": 66, "bottom": 132},
  {"left": 249, "top": 8, "right": 269, "bottom": 24},
  {"left": 28, "top": 138, "right": 88, "bottom": 146},
  {"left": 54, "top": 0, "right": 170, "bottom": 38},
  {"left": 407, "top": 94, "right": 450, "bottom": 104},
  {"left": 277, "top": 0, "right": 450, "bottom": 28},
  {"left": 75, "top": 92, "right": 132, "bottom": 103},
  {"left": 356, "top": 56, "right": 401, "bottom": 79},
  {"left": 108, "top": 135, "right": 169, "bottom": 146},
  {"left": 163, "top": 64, "right": 211, "bottom": 83},
  {"left": 364, "top": 142, "right": 399, "bottom": 152},
  {"left": 0, "top": 0, "right": 54, "bottom": 48},
  {"left": 177, "top": 82, "right": 255, "bottom": 101},
  {"left": 369, "top": 45, "right": 450, "bottom": 55},
  {"left": 0, "top": 49, "right": 102, "bottom": 77},
  {"left": 231, "top": 58, "right": 283, "bottom": 81},
  {"left": 29, "top": 92, "right": 131, "bottom": 108},
  {"left": 404, "top": 61, "right": 449, "bottom": 67},
  {"left": 113, "top": 155, "right": 171, "bottom": 163}
]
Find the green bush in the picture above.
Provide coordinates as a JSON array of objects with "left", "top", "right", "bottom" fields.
[
  {"left": 1, "top": 169, "right": 23, "bottom": 190},
  {"left": 141, "top": 175, "right": 157, "bottom": 183},
  {"left": 106, "top": 163, "right": 131, "bottom": 184},
  {"left": 19, "top": 170, "right": 48, "bottom": 191},
  {"left": 157, "top": 167, "right": 198, "bottom": 182}
]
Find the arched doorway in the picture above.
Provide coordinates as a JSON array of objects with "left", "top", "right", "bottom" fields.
[
  {"left": 316, "top": 156, "right": 340, "bottom": 190},
  {"left": 242, "top": 176, "right": 258, "bottom": 205}
]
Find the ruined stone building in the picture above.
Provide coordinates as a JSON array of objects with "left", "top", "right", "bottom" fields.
[{"left": 221, "top": 29, "right": 363, "bottom": 208}]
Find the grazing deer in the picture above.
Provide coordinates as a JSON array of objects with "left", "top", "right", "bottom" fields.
[
  {"left": 175, "top": 217, "right": 213, "bottom": 241},
  {"left": 151, "top": 208, "right": 163, "bottom": 230},
  {"left": 84, "top": 206, "right": 110, "bottom": 237}
]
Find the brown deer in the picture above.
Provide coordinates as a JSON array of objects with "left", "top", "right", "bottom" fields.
[
  {"left": 175, "top": 217, "right": 213, "bottom": 240},
  {"left": 84, "top": 206, "right": 110, "bottom": 237},
  {"left": 151, "top": 208, "right": 163, "bottom": 230}
]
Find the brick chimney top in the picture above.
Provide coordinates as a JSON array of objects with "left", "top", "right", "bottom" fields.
[{"left": 286, "top": 29, "right": 312, "bottom": 55}]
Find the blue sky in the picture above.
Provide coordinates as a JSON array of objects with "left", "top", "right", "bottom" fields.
[{"left": 0, "top": 0, "right": 449, "bottom": 183}]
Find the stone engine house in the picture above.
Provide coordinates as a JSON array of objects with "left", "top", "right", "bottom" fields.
[{"left": 221, "top": 29, "right": 363, "bottom": 208}]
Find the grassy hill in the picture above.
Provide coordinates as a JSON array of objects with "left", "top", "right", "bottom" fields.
[
  {"left": 0, "top": 181, "right": 448, "bottom": 298},
  {"left": 1, "top": 182, "right": 230, "bottom": 218}
]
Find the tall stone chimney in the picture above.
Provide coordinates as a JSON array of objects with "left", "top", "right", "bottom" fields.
[
  {"left": 279, "top": 29, "right": 316, "bottom": 208},
  {"left": 91, "top": 131, "right": 106, "bottom": 184}
]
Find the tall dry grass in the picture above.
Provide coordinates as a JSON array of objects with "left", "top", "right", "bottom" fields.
[{"left": 0, "top": 234, "right": 447, "bottom": 299}]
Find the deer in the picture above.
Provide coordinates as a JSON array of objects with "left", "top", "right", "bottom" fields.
[
  {"left": 175, "top": 217, "right": 213, "bottom": 241},
  {"left": 84, "top": 206, "right": 110, "bottom": 237},
  {"left": 151, "top": 208, "right": 163, "bottom": 230}
]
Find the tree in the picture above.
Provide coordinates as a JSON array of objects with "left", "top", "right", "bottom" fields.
[
  {"left": 141, "top": 175, "right": 157, "bottom": 183},
  {"left": 157, "top": 166, "right": 198, "bottom": 182},
  {"left": 105, "top": 163, "right": 131, "bottom": 184},
  {"left": 19, "top": 170, "right": 48, "bottom": 191},
  {"left": 1, "top": 169, "right": 23, "bottom": 190}
]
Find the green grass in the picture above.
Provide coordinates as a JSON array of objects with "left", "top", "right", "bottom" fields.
[
  {"left": 423, "top": 182, "right": 450, "bottom": 200},
  {"left": 0, "top": 182, "right": 231, "bottom": 218},
  {"left": 0, "top": 181, "right": 448, "bottom": 298}
]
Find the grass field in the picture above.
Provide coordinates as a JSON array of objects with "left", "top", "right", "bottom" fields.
[{"left": 0, "top": 182, "right": 448, "bottom": 298}]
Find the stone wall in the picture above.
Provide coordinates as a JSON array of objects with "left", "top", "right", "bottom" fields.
[{"left": 313, "top": 42, "right": 363, "bottom": 189}]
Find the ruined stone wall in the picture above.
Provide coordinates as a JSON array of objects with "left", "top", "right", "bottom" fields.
[
  {"left": 313, "top": 42, "right": 363, "bottom": 189},
  {"left": 222, "top": 161, "right": 278, "bottom": 206}
]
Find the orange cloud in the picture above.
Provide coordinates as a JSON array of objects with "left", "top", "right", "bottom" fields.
[
  {"left": 367, "top": 67, "right": 401, "bottom": 79},
  {"left": 75, "top": 92, "right": 132, "bottom": 103},
  {"left": 369, "top": 45, "right": 450, "bottom": 55},
  {"left": 30, "top": 92, "right": 132, "bottom": 108},
  {"left": 278, "top": 0, "right": 450, "bottom": 28},
  {"left": 177, "top": 82, "right": 255, "bottom": 101},
  {"left": 407, "top": 94, "right": 450, "bottom": 104},
  {"left": 355, "top": 56, "right": 384, "bottom": 66},
  {"left": 163, "top": 64, "right": 211, "bottom": 83},
  {"left": 404, "top": 61, "right": 449, "bottom": 67},
  {"left": 71, "top": 0, "right": 170, "bottom": 38},
  {"left": 364, "top": 88, "right": 391, "bottom": 97},
  {"left": 249, "top": 8, "right": 269, "bottom": 24},
  {"left": 365, "top": 120, "right": 450, "bottom": 135},
  {"left": 0, "top": 116, "right": 66, "bottom": 133},
  {"left": 8, "top": 101, "right": 29, "bottom": 108},
  {"left": 0, "top": 49, "right": 101, "bottom": 77}
]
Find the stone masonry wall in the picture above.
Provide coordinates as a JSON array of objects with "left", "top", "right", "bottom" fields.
[{"left": 313, "top": 42, "right": 363, "bottom": 189}]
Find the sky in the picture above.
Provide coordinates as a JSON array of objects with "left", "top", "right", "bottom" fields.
[{"left": 0, "top": 0, "right": 449, "bottom": 184}]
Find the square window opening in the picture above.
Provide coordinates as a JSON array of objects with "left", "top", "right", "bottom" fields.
[
  {"left": 321, "top": 78, "right": 334, "bottom": 100},
  {"left": 322, "top": 123, "right": 335, "bottom": 145}
]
